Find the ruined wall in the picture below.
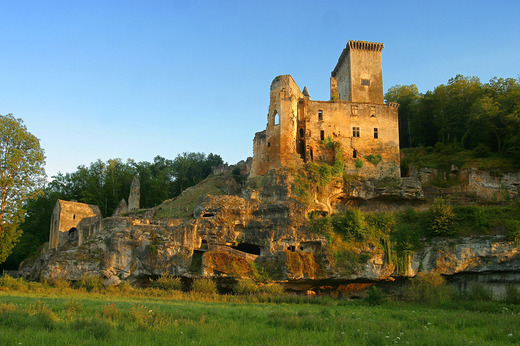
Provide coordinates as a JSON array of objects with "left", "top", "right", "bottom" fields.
[
  {"left": 250, "top": 75, "right": 304, "bottom": 176},
  {"left": 49, "top": 200, "right": 101, "bottom": 250},
  {"left": 251, "top": 41, "right": 399, "bottom": 178}
]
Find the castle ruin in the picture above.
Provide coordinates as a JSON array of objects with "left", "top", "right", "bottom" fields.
[{"left": 250, "top": 40, "right": 400, "bottom": 178}]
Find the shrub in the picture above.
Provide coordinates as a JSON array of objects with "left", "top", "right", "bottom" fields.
[
  {"left": 429, "top": 198, "right": 456, "bottom": 236},
  {"left": 151, "top": 275, "right": 182, "bottom": 291},
  {"left": 191, "top": 278, "right": 217, "bottom": 294},
  {"left": 51, "top": 278, "right": 71, "bottom": 291},
  {"left": 365, "top": 286, "right": 384, "bottom": 305},
  {"left": 505, "top": 220, "right": 520, "bottom": 245},
  {"left": 0, "top": 275, "right": 29, "bottom": 291},
  {"left": 261, "top": 283, "right": 285, "bottom": 296},
  {"left": 465, "top": 284, "right": 493, "bottom": 301},
  {"left": 403, "top": 272, "right": 454, "bottom": 303},
  {"left": 365, "top": 154, "right": 382, "bottom": 166},
  {"left": 504, "top": 285, "right": 520, "bottom": 304},
  {"left": 332, "top": 209, "right": 368, "bottom": 241},
  {"left": 234, "top": 278, "right": 259, "bottom": 295},
  {"left": 355, "top": 159, "right": 363, "bottom": 168},
  {"left": 473, "top": 143, "right": 491, "bottom": 157},
  {"left": 250, "top": 263, "right": 271, "bottom": 282},
  {"left": 77, "top": 275, "right": 104, "bottom": 292}
]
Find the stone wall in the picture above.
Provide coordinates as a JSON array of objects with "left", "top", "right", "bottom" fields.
[
  {"left": 250, "top": 41, "right": 400, "bottom": 179},
  {"left": 49, "top": 200, "right": 101, "bottom": 250}
]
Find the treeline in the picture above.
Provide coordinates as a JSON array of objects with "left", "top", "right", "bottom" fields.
[
  {"left": 386, "top": 75, "right": 520, "bottom": 155},
  {"left": 1, "top": 152, "right": 223, "bottom": 270}
]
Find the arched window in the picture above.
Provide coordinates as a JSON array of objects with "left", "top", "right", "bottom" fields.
[{"left": 273, "top": 111, "right": 279, "bottom": 125}]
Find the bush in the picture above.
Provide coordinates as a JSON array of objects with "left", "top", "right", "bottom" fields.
[
  {"left": 505, "top": 220, "right": 520, "bottom": 244},
  {"left": 504, "top": 285, "right": 520, "bottom": 304},
  {"left": 403, "top": 272, "right": 454, "bottom": 303},
  {"left": 234, "top": 278, "right": 259, "bottom": 295},
  {"left": 51, "top": 278, "right": 71, "bottom": 291},
  {"left": 261, "top": 283, "right": 285, "bottom": 296},
  {"left": 77, "top": 275, "right": 103, "bottom": 292},
  {"left": 331, "top": 209, "right": 368, "bottom": 241},
  {"left": 429, "top": 198, "right": 456, "bottom": 236},
  {"left": 465, "top": 284, "right": 493, "bottom": 301},
  {"left": 0, "top": 275, "right": 29, "bottom": 291},
  {"left": 473, "top": 143, "right": 491, "bottom": 157},
  {"left": 191, "top": 278, "right": 217, "bottom": 294},
  {"left": 151, "top": 275, "right": 182, "bottom": 291},
  {"left": 365, "top": 286, "right": 384, "bottom": 305}
]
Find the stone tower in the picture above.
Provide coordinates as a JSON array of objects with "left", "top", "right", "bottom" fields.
[
  {"left": 128, "top": 175, "right": 140, "bottom": 211},
  {"left": 330, "top": 40, "right": 385, "bottom": 103}
]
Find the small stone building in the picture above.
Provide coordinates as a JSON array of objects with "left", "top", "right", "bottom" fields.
[
  {"left": 250, "top": 40, "right": 400, "bottom": 178},
  {"left": 49, "top": 200, "right": 101, "bottom": 250}
]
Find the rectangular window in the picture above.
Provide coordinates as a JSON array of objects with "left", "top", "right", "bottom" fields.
[
  {"left": 353, "top": 150, "right": 357, "bottom": 158},
  {"left": 374, "top": 128, "right": 378, "bottom": 139},
  {"left": 320, "top": 130, "right": 325, "bottom": 141},
  {"left": 352, "top": 127, "right": 360, "bottom": 138},
  {"left": 370, "top": 106, "right": 376, "bottom": 117},
  {"left": 318, "top": 110, "right": 323, "bottom": 120},
  {"left": 351, "top": 105, "right": 358, "bottom": 115},
  {"left": 361, "top": 79, "right": 370, "bottom": 86}
]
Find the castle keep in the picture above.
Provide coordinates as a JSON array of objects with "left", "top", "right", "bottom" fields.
[{"left": 250, "top": 40, "right": 400, "bottom": 178}]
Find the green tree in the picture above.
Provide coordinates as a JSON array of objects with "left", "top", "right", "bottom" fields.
[
  {"left": 385, "top": 84, "right": 420, "bottom": 148},
  {"left": 0, "top": 114, "right": 45, "bottom": 263}
]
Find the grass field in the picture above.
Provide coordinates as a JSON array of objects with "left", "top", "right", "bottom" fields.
[{"left": 1, "top": 288, "right": 519, "bottom": 345}]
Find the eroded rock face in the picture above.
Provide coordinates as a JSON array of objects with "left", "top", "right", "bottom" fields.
[{"left": 18, "top": 169, "right": 519, "bottom": 295}]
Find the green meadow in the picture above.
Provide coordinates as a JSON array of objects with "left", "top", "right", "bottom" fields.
[{"left": 1, "top": 279, "right": 519, "bottom": 345}]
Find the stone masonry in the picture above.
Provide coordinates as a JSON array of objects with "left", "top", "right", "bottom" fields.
[{"left": 250, "top": 40, "right": 400, "bottom": 178}]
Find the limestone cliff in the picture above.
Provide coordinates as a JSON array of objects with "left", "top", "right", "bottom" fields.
[{"left": 18, "top": 168, "right": 520, "bottom": 295}]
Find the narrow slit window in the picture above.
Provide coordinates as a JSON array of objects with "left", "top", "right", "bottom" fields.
[
  {"left": 267, "top": 142, "right": 270, "bottom": 147},
  {"left": 374, "top": 128, "right": 378, "bottom": 139},
  {"left": 351, "top": 105, "right": 358, "bottom": 115},
  {"left": 352, "top": 127, "right": 360, "bottom": 138},
  {"left": 370, "top": 106, "right": 376, "bottom": 117},
  {"left": 320, "top": 130, "right": 325, "bottom": 141},
  {"left": 353, "top": 150, "right": 357, "bottom": 158},
  {"left": 318, "top": 110, "right": 323, "bottom": 120},
  {"left": 299, "top": 128, "right": 304, "bottom": 138},
  {"left": 273, "top": 111, "right": 279, "bottom": 125}
]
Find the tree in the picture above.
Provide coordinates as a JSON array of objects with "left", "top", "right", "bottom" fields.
[
  {"left": 385, "top": 84, "right": 420, "bottom": 148},
  {"left": 0, "top": 114, "right": 45, "bottom": 263}
]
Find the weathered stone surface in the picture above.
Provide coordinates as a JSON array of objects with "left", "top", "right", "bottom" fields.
[
  {"left": 128, "top": 175, "right": 140, "bottom": 211},
  {"left": 112, "top": 199, "right": 128, "bottom": 217},
  {"left": 250, "top": 41, "right": 400, "bottom": 179}
]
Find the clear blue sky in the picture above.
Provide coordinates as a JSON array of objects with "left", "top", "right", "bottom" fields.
[{"left": 1, "top": 0, "right": 519, "bottom": 178}]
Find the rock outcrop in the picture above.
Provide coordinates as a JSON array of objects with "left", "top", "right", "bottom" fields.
[{"left": 18, "top": 168, "right": 520, "bottom": 297}]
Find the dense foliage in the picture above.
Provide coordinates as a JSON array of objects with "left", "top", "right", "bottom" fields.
[
  {"left": 0, "top": 114, "right": 46, "bottom": 263},
  {"left": 386, "top": 75, "right": 520, "bottom": 156},
  {"left": 0, "top": 152, "right": 222, "bottom": 270}
]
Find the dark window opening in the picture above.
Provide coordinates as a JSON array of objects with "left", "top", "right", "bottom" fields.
[
  {"left": 353, "top": 127, "right": 360, "bottom": 137},
  {"left": 287, "top": 245, "right": 296, "bottom": 252},
  {"left": 267, "top": 142, "right": 270, "bottom": 147},
  {"left": 320, "top": 130, "right": 325, "bottom": 141},
  {"left": 361, "top": 79, "right": 370, "bottom": 86},
  {"left": 199, "top": 239, "right": 209, "bottom": 251},
  {"left": 232, "top": 243, "right": 261, "bottom": 255},
  {"left": 374, "top": 128, "right": 378, "bottom": 139},
  {"left": 299, "top": 128, "right": 304, "bottom": 138},
  {"left": 310, "top": 149, "right": 313, "bottom": 161},
  {"left": 300, "top": 246, "right": 304, "bottom": 251},
  {"left": 68, "top": 228, "right": 78, "bottom": 243},
  {"left": 318, "top": 110, "right": 323, "bottom": 120},
  {"left": 73, "top": 214, "right": 76, "bottom": 220},
  {"left": 298, "top": 141, "right": 306, "bottom": 161},
  {"left": 353, "top": 150, "right": 357, "bottom": 158},
  {"left": 202, "top": 213, "right": 215, "bottom": 218}
]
